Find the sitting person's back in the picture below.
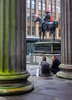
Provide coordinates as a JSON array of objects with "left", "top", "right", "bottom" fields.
[{"left": 39, "top": 56, "right": 50, "bottom": 77}]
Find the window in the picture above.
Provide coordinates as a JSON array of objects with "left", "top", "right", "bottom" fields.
[
  {"left": 58, "top": 6, "right": 61, "bottom": 14},
  {"left": 49, "top": 0, "right": 51, "bottom": 12},
  {"left": 49, "top": 0, "right": 51, "bottom": 4},
  {"left": 27, "top": 0, "right": 30, "bottom": 8},
  {"left": 58, "top": 0, "right": 60, "bottom": 2},
  {"left": 58, "top": 0, "right": 61, "bottom": 27},
  {"left": 58, "top": 16, "right": 61, "bottom": 26},
  {"left": 58, "top": 0, "right": 61, "bottom": 14},
  {"left": 39, "top": 2, "right": 41, "bottom": 10},
  {"left": 43, "top": 2, "right": 46, "bottom": 11},
  {"left": 49, "top": 4, "right": 51, "bottom": 12},
  {"left": 27, "top": 26, "right": 31, "bottom": 35},
  {"left": 52, "top": 0, "right": 56, "bottom": 19},
  {"left": 53, "top": 16, "right": 55, "bottom": 20},
  {"left": 53, "top": 5, "right": 55, "bottom": 13},
  {"left": 32, "top": 0, "right": 35, "bottom": 9},
  {"left": 32, "top": 14, "right": 35, "bottom": 22},
  {"left": 39, "top": 14, "right": 42, "bottom": 18},
  {"left": 53, "top": 0, "right": 56, "bottom": 13},
  {"left": 43, "top": 15, "right": 45, "bottom": 19},
  {"left": 59, "top": 29, "right": 61, "bottom": 37},
  {"left": 27, "top": 43, "right": 35, "bottom": 55},
  {"left": 49, "top": 33, "right": 52, "bottom": 36},
  {"left": 27, "top": 13, "right": 31, "bottom": 22},
  {"left": 53, "top": 0, "right": 55, "bottom": 4},
  {"left": 58, "top": 0, "right": 61, "bottom": 37},
  {"left": 32, "top": 27, "right": 35, "bottom": 35}
]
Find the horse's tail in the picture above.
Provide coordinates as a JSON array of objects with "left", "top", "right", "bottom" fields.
[{"left": 53, "top": 20, "right": 58, "bottom": 28}]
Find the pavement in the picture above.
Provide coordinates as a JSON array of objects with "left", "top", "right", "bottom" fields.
[{"left": 1, "top": 64, "right": 72, "bottom": 100}]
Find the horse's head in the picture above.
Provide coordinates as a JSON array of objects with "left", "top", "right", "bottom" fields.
[
  {"left": 35, "top": 17, "right": 40, "bottom": 23},
  {"left": 32, "top": 13, "right": 39, "bottom": 23},
  {"left": 32, "top": 13, "right": 43, "bottom": 24}
]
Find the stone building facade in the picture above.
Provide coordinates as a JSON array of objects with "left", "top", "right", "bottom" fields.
[{"left": 26, "top": 0, "right": 61, "bottom": 54}]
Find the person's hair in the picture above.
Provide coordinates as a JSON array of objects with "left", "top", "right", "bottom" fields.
[
  {"left": 42, "top": 56, "right": 46, "bottom": 61},
  {"left": 53, "top": 56, "right": 56, "bottom": 59}
]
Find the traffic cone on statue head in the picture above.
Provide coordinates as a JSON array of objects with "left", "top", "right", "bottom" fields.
[
  {"left": 46, "top": 6, "right": 50, "bottom": 13},
  {"left": 32, "top": 13, "right": 38, "bottom": 18}
]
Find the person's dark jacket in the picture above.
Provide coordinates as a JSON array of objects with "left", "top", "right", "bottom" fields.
[
  {"left": 39, "top": 61, "right": 50, "bottom": 77},
  {"left": 44, "top": 14, "right": 50, "bottom": 22},
  {"left": 51, "top": 58, "right": 61, "bottom": 74}
]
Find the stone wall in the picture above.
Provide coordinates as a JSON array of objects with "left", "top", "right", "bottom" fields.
[{"left": 30, "top": 54, "right": 61, "bottom": 65}]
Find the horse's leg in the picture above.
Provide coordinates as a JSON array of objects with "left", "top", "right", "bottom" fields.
[
  {"left": 43, "top": 31, "right": 45, "bottom": 41},
  {"left": 39, "top": 32, "right": 41, "bottom": 41},
  {"left": 53, "top": 32, "right": 55, "bottom": 41},
  {"left": 39, "top": 27, "right": 42, "bottom": 41}
]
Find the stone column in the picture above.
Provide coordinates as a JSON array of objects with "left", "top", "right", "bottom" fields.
[
  {"left": 57, "top": 0, "right": 72, "bottom": 79},
  {"left": 0, "top": 0, "right": 33, "bottom": 95},
  {"left": 56, "top": 0, "right": 59, "bottom": 39},
  {"left": 36, "top": 0, "right": 39, "bottom": 37}
]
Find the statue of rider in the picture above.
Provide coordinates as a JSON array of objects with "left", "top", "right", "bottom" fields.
[
  {"left": 44, "top": 12, "right": 50, "bottom": 22},
  {"left": 43, "top": 7, "right": 51, "bottom": 31},
  {"left": 44, "top": 7, "right": 50, "bottom": 22}
]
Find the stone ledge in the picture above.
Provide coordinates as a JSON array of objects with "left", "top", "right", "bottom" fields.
[
  {"left": 0, "top": 72, "right": 30, "bottom": 81},
  {"left": 0, "top": 81, "right": 34, "bottom": 95},
  {"left": 59, "top": 64, "right": 72, "bottom": 71}
]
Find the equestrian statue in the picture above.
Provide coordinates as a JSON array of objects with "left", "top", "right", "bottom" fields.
[{"left": 32, "top": 7, "right": 58, "bottom": 41}]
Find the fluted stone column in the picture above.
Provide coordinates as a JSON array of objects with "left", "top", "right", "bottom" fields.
[
  {"left": 57, "top": 0, "right": 72, "bottom": 79},
  {"left": 0, "top": 0, "right": 33, "bottom": 95}
]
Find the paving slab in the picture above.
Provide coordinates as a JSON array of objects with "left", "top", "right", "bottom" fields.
[
  {"left": 1, "top": 64, "right": 72, "bottom": 100},
  {"left": 3, "top": 76, "right": 72, "bottom": 100}
]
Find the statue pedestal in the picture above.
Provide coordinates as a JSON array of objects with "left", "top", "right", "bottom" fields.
[
  {"left": 31, "top": 41, "right": 61, "bottom": 64},
  {"left": 34, "top": 41, "right": 61, "bottom": 54}
]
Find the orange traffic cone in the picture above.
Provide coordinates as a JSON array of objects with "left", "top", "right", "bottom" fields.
[
  {"left": 46, "top": 6, "right": 50, "bottom": 13},
  {"left": 32, "top": 13, "right": 38, "bottom": 18},
  {"left": 50, "top": 13, "right": 53, "bottom": 21},
  {"left": 47, "top": 6, "right": 49, "bottom": 12}
]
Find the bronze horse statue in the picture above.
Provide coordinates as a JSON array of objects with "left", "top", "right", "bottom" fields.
[{"left": 34, "top": 16, "right": 58, "bottom": 41}]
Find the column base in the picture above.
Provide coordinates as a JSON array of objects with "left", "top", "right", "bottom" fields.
[
  {"left": 0, "top": 71, "right": 34, "bottom": 95},
  {"left": 56, "top": 64, "right": 72, "bottom": 80}
]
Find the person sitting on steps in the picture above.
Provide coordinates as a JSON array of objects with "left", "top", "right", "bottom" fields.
[
  {"left": 37, "top": 56, "right": 51, "bottom": 77},
  {"left": 51, "top": 56, "right": 61, "bottom": 74}
]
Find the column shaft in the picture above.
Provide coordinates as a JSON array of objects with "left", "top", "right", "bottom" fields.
[
  {"left": 57, "top": 0, "right": 72, "bottom": 79},
  {"left": 0, "top": 0, "right": 33, "bottom": 95},
  {"left": 61, "top": 0, "right": 72, "bottom": 64},
  {"left": 0, "top": 0, "right": 26, "bottom": 72},
  {"left": 0, "top": 0, "right": 3, "bottom": 71}
]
